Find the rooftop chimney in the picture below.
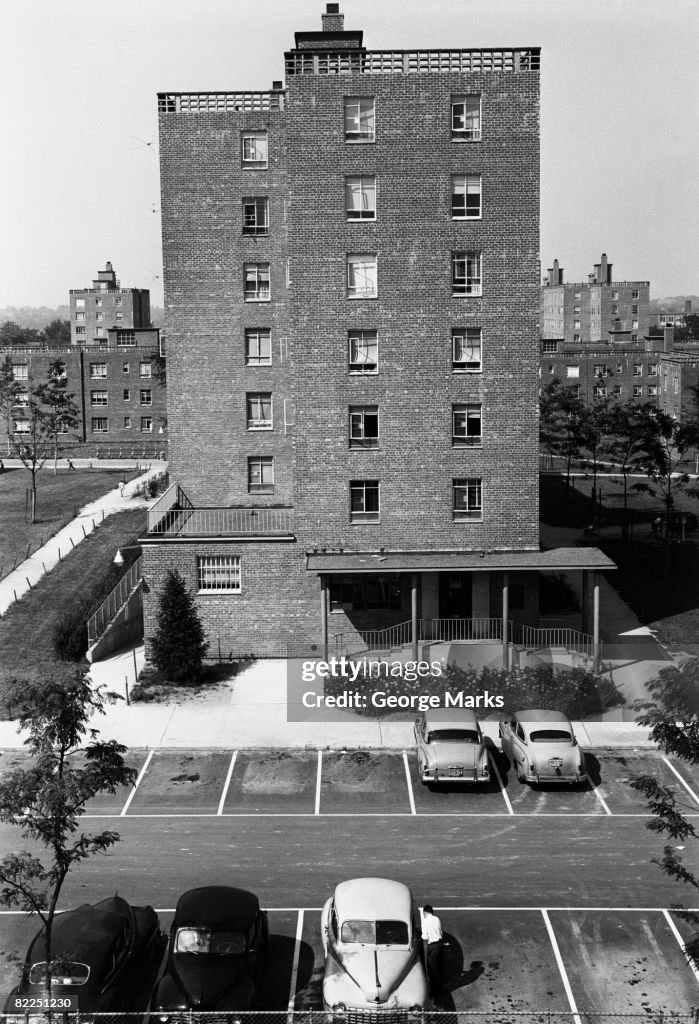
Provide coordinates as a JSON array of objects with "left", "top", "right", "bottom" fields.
[
  {"left": 594, "top": 253, "right": 612, "bottom": 285},
  {"left": 664, "top": 326, "right": 675, "bottom": 353},
  {"left": 685, "top": 299, "right": 692, "bottom": 314},
  {"left": 322, "top": 2, "right": 344, "bottom": 32}
]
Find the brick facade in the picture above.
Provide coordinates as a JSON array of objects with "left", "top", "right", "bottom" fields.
[{"left": 70, "top": 262, "right": 151, "bottom": 347}]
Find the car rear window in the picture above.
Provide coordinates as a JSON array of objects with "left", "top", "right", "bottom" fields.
[
  {"left": 427, "top": 729, "right": 479, "bottom": 743},
  {"left": 29, "top": 962, "right": 89, "bottom": 986},
  {"left": 175, "top": 928, "right": 247, "bottom": 954},
  {"left": 341, "top": 920, "right": 410, "bottom": 945},
  {"left": 529, "top": 729, "right": 573, "bottom": 743}
]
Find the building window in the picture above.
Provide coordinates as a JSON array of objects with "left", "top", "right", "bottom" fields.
[
  {"left": 346, "top": 176, "right": 376, "bottom": 220},
  {"left": 75, "top": 298, "right": 85, "bottom": 308},
  {"left": 244, "top": 263, "right": 271, "bottom": 301},
  {"left": 631, "top": 334, "right": 638, "bottom": 342},
  {"left": 91, "top": 417, "right": 109, "bottom": 432},
  {"left": 594, "top": 364, "right": 608, "bottom": 377},
  {"left": 612, "top": 291, "right": 619, "bottom": 300},
  {"left": 246, "top": 392, "right": 272, "bottom": 430},
  {"left": 632, "top": 364, "right": 643, "bottom": 377},
  {"left": 548, "top": 365, "right": 554, "bottom": 374},
  {"left": 451, "top": 95, "right": 481, "bottom": 141},
  {"left": 347, "top": 254, "right": 377, "bottom": 298},
  {"left": 95, "top": 313, "right": 104, "bottom": 322},
  {"left": 348, "top": 330, "right": 378, "bottom": 374},
  {"left": 574, "top": 291, "right": 581, "bottom": 300},
  {"left": 632, "top": 320, "right": 639, "bottom": 330},
  {"left": 122, "top": 361, "right": 130, "bottom": 373},
  {"left": 452, "top": 404, "right": 482, "bottom": 447},
  {"left": 245, "top": 328, "right": 272, "bottom": 366},
  {"left": 452, "top": 252, "right": 482, "bottom": 296},
  {"left": 95, "top": 328, "right": 105, "bottom": 339},
  {"left": 616, "top": 363, "right": 623, "bottom": 374},
  {"left": 330, "top": 575, "right": 400, "bottom": 612},
  {"left": 647, "top": 385, "right": 658, "bottom": 397},
  {"left": 344, "top": 97, "right": 375, "bottom": 142},
  {"left": 139, "top": 362, "right": 152, "bottom": 378},
  {"left": 612, "top": 384, "right": 622, "bottom": 397},
  {"left": 115, "top": 313, "right": 123, "bottom": 322},
  {"left": 593, "top": 385, "right": 607, "bottom": 398},
  {"left": 451, "top": 175, "right": 481, "bottom": 219},
  {"left": 242, "top": 132, "right": 268, "bottom": 167},
  {"left": 648, "top": 364, "right": 658, "bottom": 376},
  {"left": 116, "top": 331, "right": 136, "bottom": 348},
  {"left": 197, "top": 555, "right": 241, "bottom": 593},
  {"left": 632, "top": 304, "right": 639, "bottom": 314},
  {"left": 115, "top": 297, "right": 122, "bottom": 306},
  {"left": 542, "top": 340, "right": 558, "bottom": 354},
  {"left": 123, "top": 389, "right": 131, "bottom": 401},
  {"left": 453, "top": 478, "right": 482, "bottom": 520},
  {"left": 124, "top": 416, "right": 132, "bottom": 429},
  {"left": 574, "top": 320, "right": 581, "bottom": 330},
  {"left": 243, "top": 198, "right": 269, "bottom": 235},
  {"left": 141, "top": 416, "right": 153, "bottom": 432},
  {"left": 75, "top": 312, "right": 85, "bottom": 322},
  {"left": 95, "top": 297, "right": 103, "bottom": 306},
  {"left": 632, "top": 385, "right": 643, "bottom": 398},
  {"left": 611, "top": 305, "right": 618, "bottom": 315},
  {"left": 91, "top": 391, "right": 108, "bottom": 406},
  {"left": 140, "top": 389, "right": 152, "bottom": 405},
  {"left": 573, "top": 333, "right": 581, "bottom": 343},
  {"left": 13, "top": 419, "right": 30, "bottom": 434},
  {"left": 90, "top": 363, "right": 107, "bottom": 379},
  {"left": 632, "top": 290, "right": 639, "bottom": 299},
  {"left": 573, "top": 306, "right": 581, "bottom": 315},
  {"left": 566, "top": 365, "right": 579, "bottom": 378},
  {"left": 350, "top": 480, "right": 380, "bottom": 523},
  {"left": 248, "top": 456, "right": 274, "bottom": 493},
  {"left": 75, "top": 326, "right": 86, "bottom": 336},
  {"left": 14, "top": 388, "right": 29, "bottom": 407},
  {"left": 452, "top": 328, "right": 482, "bottom": 371},
  {"left": 349, "top": 406, "right": 379, "bottom": 449}
]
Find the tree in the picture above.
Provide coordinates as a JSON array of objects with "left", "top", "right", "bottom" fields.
[
  {"left": 0, "top": 671, "right": 136, "bottom": 999},
  {"left": 640, "top": 410, "right": 698, "bottom": 523},
  {"left": 606, "top": 400, "right": 657, "bottom": 540},
  {"left": 578, "top": 395, "right": 612, "bottom": 507},
  {"left": 42, "top": 319, "right": 71, "bottom": 346},
  {"left": 33, "top": 360, "right": 80, "bottom": 474},
  {"left": 0, "top": 321, "right": 42, "bottom": 347},
  {"left": 539, "top": 378, "right": 585, "bottom": 493},
  {"left": 631, "top": 660, "right": 699, "bottom": 964},
  {"left": 150, "top": 569, "right": 209, "bottom": 682}
]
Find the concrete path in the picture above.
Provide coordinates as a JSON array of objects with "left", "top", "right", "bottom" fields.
[{"left": 0, "top": 461, "right": 166, "bottom": 616}]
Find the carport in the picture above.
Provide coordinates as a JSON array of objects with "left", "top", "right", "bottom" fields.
[{"left": 306, "top": 547, "right": 616, "bottom": 672}]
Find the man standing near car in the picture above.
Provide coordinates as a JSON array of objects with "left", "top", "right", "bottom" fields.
[{"left": 420, "top": 905, "right": 444, "bottom": 996}]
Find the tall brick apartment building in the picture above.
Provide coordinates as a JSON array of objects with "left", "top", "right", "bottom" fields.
[
  {"left": 70, "top": 262, "right": 151, "bottom": 347},
  {"left": 143, "top": 4, "right": 612, "bottom": 662}
]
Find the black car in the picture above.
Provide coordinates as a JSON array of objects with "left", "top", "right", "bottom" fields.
[
  {"left": 151, "top": 885, "right": 268, "bottom": 1016},
  {"left": 3, "top": 895, "right": 164, "bottom": 1018}
]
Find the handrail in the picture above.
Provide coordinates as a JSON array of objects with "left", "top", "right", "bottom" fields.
[{"left": 87, "top": 557, "right": 142, "bottom": 643}]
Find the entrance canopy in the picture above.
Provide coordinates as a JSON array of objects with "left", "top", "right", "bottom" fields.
[{"left": 305, "top": 547, "right": 615, "bottom": 574}]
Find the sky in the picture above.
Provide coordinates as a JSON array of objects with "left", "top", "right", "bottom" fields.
[{"left": 1, "top": 0, "right": 698, "bottom": 310}]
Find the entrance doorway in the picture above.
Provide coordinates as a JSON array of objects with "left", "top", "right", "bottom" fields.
[{"left": 439, "top": 572, "right": 473, "bottom": 619}]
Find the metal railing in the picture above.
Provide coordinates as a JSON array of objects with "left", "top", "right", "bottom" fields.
[
  {"left": 514, "top": 624, "right": 595, "bottom": 656},
  {"left": 87, "top": 557, "right": 142, "bottom": 643},
  {"left": 146, "top": 482, "right": 190, "bottom": 533},
  {"left": 333, "top": 617, "right": 505, "bottom": 656},
  {"left": 285, "top": 48, "right": 540, "bottom": 76},
  {"left": 158, "top": 91, "right": 285, "bottom": 113},
  {"left": 147, "top": 505, "right": 294, "bottom": 537},
  {"left": 422, "top": 617, "right": 503, "bottom": 642}
]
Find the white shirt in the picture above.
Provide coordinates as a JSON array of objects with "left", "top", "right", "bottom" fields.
[{"left": 420, "top": 909, "right": 443, "bottom": 943}]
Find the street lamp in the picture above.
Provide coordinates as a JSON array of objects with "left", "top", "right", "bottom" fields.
[{"left": 113, "top": 544, "right": 142, "bottom": 567}]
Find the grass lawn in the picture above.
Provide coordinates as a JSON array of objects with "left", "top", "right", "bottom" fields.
[
  {"left": 0, "top": 467, "right": 142, "bottom": 580},
  {"left": 541, "top": 472, "right": 699, "bottom": 649},
  {"left": 0, "top": 508, "right": 145, "bottom": 718}
]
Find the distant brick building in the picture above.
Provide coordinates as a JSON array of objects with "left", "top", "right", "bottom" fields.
[
  {"left": 70, "top": 262, "right": 151, "bottom": 346},
  {"left": 143, "top": 4, "right": 612, "bottom": 661}
]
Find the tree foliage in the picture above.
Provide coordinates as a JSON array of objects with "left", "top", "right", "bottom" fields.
[
  {"left": 150, "top": 569, "right": 209, "bottom": 682},
  {"left": 539, "top": 378, "right": 586, "bottom": 491},
  {"left": 0, "top": 671, "right": 135, "bottom": 995}
]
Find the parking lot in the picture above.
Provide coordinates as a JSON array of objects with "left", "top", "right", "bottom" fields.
[{"left": 6, "top": 745, "right": 689, "bottom": 818}]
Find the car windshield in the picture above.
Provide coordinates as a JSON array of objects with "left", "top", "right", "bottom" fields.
[
  {"left": 529, "top": 729, "right": 572, "bottom": 743},
  {"left": 175, "top": 928, "right": 247, "bottom": 954},
  {"left": 428, "top": 729, "right": 479, "bottom": 743},
  {"left": 28, "top": 962, "right": 90, "bottom": 986},
  {"left": 340, "top": 920, "right": 410, "bottom": 945}
]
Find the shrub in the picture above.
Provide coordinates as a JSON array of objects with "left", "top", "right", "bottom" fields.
[{"left": 150, "top": 569, "right": 208, "bottom": 683}]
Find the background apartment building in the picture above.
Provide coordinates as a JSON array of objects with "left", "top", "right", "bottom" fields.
[
  {"left": 144, "top": 5, "right": 611, "bottom": 660},
  {"left": 70, "top": 262, "right": 151, "bottom": 347}
]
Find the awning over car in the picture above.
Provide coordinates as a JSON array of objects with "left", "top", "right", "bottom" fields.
[{"left": 305, "top": 547, "right": 615, "bottom": 574}]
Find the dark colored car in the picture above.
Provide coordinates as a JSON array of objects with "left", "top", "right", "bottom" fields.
[
  {"left": 151, "top": 886, "right": 268, "bottom": 1017},
  {"left": 3, "top": 895, "right": 164, "bottom": 1019}
]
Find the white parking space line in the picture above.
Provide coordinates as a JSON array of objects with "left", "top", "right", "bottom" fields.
[
  {"left": 662, "top": 909, "right": 699, "bottom": 988},
  {"left": 217, "top": 750, "right": 238, "bottom": 816},
  {"left": 488, "top": 751, "right": 514, "bottom": 815},
  {"left": 663, "top": 756, "right": 699, "bottom": 808},
  {"left": 541, "top": 909, "right": 582, "bottom": 1024},
  {"left": 287, "top": 908, "right": 305, "bottom": 1019},
  {"left": 315, "top": 750, "right": 323, "bottom": 815},
  {"left": 402, "top": 750, "right": 416, "bottom": 815},
  {"left": 584, "top": 768, "right": 612, "bottom": 815},
  {"left": 119, "top": 750, "right": 153, "bottom": 816},
  {"left": 80, "top": 810, "right": 699, "bottom": 819},
  {"left": 2, "top": 905, "right": 698, "bottom": 916}
]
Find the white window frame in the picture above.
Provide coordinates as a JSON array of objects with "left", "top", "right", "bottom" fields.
[
  {"left": 242, "top": 132, "right": 268, "bottom": 167},
  {"left": 451, "top": 95, "right": 481, "bottom": 141},
  {"left": 348, "top": 330, "right": 378, "bottom": 374},
  {"left": 139, "top": 362, "right": 152, "bottom": 378},
  {"left": 243, "top": 197, "right": 269, "bottom": 235},
  {"left": 541, "top": 340, "right": 558, "bottom": 354},
  {"left": 452, "top": 404, "right": 482, "bottom": 447},
  {"left": 246, "top": 392, "right": 273, "bottom": 430},
  {"left": 91, "top": 417, "right": 109, "bottom": 433},
  {"left": 140, "top": 389, "right": 152, "bottom": 406},
  {"left": 90, "top": 390, "right": 108, "bottom": 406},
  {"left": 632, "top": 385, "right": 643, "bottom": 398},
  {"left": 90, "top": 363, "right": 107, "bottom": 379},
  {"left": 123, "top": 416, "right": 132, "bottom": 429},
  {"left": 349, "top": 406, "right": 379, "bottom": 449},
  {"left": 198, "top": 555, "right": 241, "bottom": 594},
  {"left": 123, "top": 389, "right": 131, "bottom": 402},
  {"left": 632, "top": 364, "right": 643, "bottom": 377},
  {"left": 452, "top": 328, "right": 482, "bottom": 371},
  {"left": 451, "top": 175, "right": 481, "bottom": 219},
  {"left": 347, "top": 254, "right": 377, "bottom": 299},
  {"left": 140, "top": 416, "right": 153, "bottom": 432},
  {"left": 350, "top": 479, "right": 380, "bottom": 523},
  {"left": 245, "top": 328, "right": 272, "bottom": 366},
  {"left": 593, "top": 385, "right": 607, "bottom": 398},
  {"left": 11, "top": 365, "right": 28, "bottom": 381},
  {"left": 453, "top": 478, "right": 482, "bottom": 520},
  {"left": 344, "top": 97, "right": 375, "bottom": 142},
  {"left": 13, "top": 419, "right": 30, "bottom": 435},
  {"left": 345, "top": 176, "right": 376, "bottom": 220},
  {"left": 248, "top": 456, "right": 274, "bottom": 494},
  {"left": 566, "top": 365, "right": 580, "bottom": 379},
  {"left": 452, "top": 252, "right": 482, "bottom": 296},
  {"left": 116, "top": 331, "right": 136, "bottom": 348},
  {"left": 244, "top": 263, "right": 271, "bottom": 302}
]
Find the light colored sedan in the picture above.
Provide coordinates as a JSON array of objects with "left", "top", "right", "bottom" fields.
[
  {"left": 414, "top": 708, "right": 489, "bottom": 784},
  {"left": 499, "top": 709, "right": 586, "bottom": 784},
  {"left": 321, "top": 877, "right": 430, "bottom": 1019}
]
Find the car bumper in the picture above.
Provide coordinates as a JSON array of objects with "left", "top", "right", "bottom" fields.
[{"left": 421, "top": 769, "right": 489, "bottom": 784}]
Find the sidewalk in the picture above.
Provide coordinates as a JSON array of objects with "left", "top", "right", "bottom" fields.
[{"left": 0, "top": 462, "right": 166, "bottom": 616}]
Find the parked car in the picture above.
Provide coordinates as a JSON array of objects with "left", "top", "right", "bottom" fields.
[
  {"left": 414, "top": 708, "right": 489, "bottom": 784},
  {"left": 3, "top": 895, "right": 163, "bottom": 1019},
  {"left": 499, "top": 709, "right": 586, "bottom": 784},
  {"left": 151, "top": 885, "right": 268, "bottom": 1017},
  {"left": 321, "top": 877, "right": 430, "bottom": 1018}
]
